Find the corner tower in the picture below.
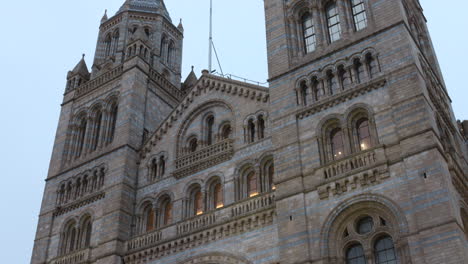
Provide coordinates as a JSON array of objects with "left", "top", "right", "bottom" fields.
[
  {"left": 31, "top": 1, "right": 186, "bottom": 263},
  {"left": 264, "top": 0, "right": 468, "bottom": 263}
]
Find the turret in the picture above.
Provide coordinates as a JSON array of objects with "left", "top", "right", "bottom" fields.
[{"left": 65, "top": 54, "right": 90, "bottom": 92}]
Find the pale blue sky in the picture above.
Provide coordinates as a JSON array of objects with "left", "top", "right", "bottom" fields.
[{"left": 0, "top": 1, "right": 466, "bottom": 263}]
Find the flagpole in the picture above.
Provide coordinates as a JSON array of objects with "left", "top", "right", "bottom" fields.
[{"left": 208, "top": 0, "right": 213, "bottom": 73}]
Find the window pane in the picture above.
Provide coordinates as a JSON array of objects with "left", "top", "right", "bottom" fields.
[
  {"left": 346, "top": 244, "right": 367, "bottom": 264},
  {"left": 331, "top": 128, "right": 344, "bottom": 159},
  {"left": 357, "top": 216, "right": 374, "bottom": 234},
  {"left": 302, "top": 13, "right": 316, "bottom": 53},
  {"left": 375, "top": 236, "right": 397, "bottom": 264},
  {"left": 351, "top": 0, "right": 368, "bottom": 31},
  {"left": 248, "top": 172, "right": 258, "bottom": 197}
]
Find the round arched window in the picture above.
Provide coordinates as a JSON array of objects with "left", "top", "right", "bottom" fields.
[{"left": 346, "top": 244, "right": 367, "bottom": 264}]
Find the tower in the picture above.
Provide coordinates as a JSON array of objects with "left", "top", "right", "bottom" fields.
[
  {"left": 31, "top": 1, "right": 186, "bottom": 263},
  {"left": 265, "top": 0, "right": 468, "bottom": 263}
]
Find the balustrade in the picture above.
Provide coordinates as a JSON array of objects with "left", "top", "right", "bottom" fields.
[
  {"left": 231, "top": 192, "right": 275, "bottom": 218},
  {"left": 50, "top": 248, "right": 90, "bottom": 264},
  {"left": 127, "top": 230, "right": 162, "bottom": 251},
  {"left": 177, "top": 212, "right": 216, "bottom": 235},
  {"left": 75, "top": 66, "right": 123, "bottom": 97},
  {"left": 323, "top": 149, "right": 377, "bottom": 179}
]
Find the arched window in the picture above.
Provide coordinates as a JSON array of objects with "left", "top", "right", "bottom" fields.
[
  {"left": 331, "top": 128, "right": 345, "bottom": 160},
  {"left": 104, "top": 34, "right": 112, "bottom": 57},
  {"left": 167, "top": 41, "right": 175, "bottom": 66},
  {"left": 354, "top": 59, "right": 365, "bottom": 83},
  {"left": 61, "top": 221, "right": 78, "bottom": 255},
  {"left": 91, "top": 110, "right": 102, "bottom": 151},
  {"left": 194, "top": 190, "right": 203, "bottom": 215},
  {"left": 365, "top": 53, "right": 378, "bottom": 78},
  {"left": 247, "top": 171, "right": 259, "bottom": 197},
  {"left": 326, "top": 3, "right": 342, "bottom": 42},
  {"left": 302, "top": 12, "right": 316, "bottom": 53},
  {"left": 346, "top": 244, "right": 367, "bottom": 264},
  {"left": 76, "top": 117, "right": 88, "bottom": 158},
  {"left": 108, "top": 103, "right": 118, "bottom": 144},
  {"left": 159, "top": 156, "right": 166, "bottom": 177},
  {"left": 213, "top": 183, "right": 223, "bottom": 209},
  {"left": 248, "top": 119, "right": 256, "bottom": 143},
  {"left": 150, "top": 158, "right": 158, "bottom": 180},
  {"left": 357, "top": 118, "right": 371, "bottom": 151},
  {"left": 189, "top": 138, "right": 198, "bottom": 152},
  {"left": 80, "top": 217, "right": 92, "bottom": 248},
  {"left": 160, "top": 36, "right": 167, "bottom": 59},
  {"left": 112, "top": 30, "right": 120, "bottom": 55},
  {"left": 267, "top": 162, "right": 275, "bottom": 191},
  {"left": 327, "top": 70, "right": 338, "bottom": 95},
  {"left": 374, "top": 236, "right": 397, "bottom": 264},
  {"left": 311, "top": 77, "right": 320, "bottom": 101},
  {"left": 206, "top": 116, "right": 215, "bottom": 145},
  {"left": 221, "top": 124, "right": 232, "bottom": 140},
  {"left": 351, "top": 0, "right": 368, "bottom": 31},
  {"left": 258, "top": 115, "right": 266, "bottom": 140},
  {"left": 145, "top": 206, "right": 156, "bottom": 232},
  {"left": 338, "top": 65, "right": 351, "bottom": 90},
  {"left": 301, "top": 81, "right": 309, "bottom": 106},
  {"left": 162, "top": 199, "right": 172, "bottom": 226}
]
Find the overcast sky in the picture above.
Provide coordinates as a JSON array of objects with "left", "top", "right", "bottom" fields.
[{"left": 0, "top": 1, "right": 466, "bottom": 263}]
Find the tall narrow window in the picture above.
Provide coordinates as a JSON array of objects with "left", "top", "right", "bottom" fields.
[
  {"left": 327, "top": 71, "right": 338, "bottom": 95},
  {"left": 351, "top": 0, "right": 368, "bottom": 31},
  {"left": 302, "top": 13, "right": 316, "bottom": 53},
  {"left": 346, "top": 244, "right": 367, "bottom": 264},
  {"left": 112, "top": 30, "right": 120, "bottom": 55},
  {"left": 150, "top": 158, "right": 158, "bottom": 180},
  {"left": 189, "top": 138, "right": 198, "bottom": 152},
  {"left": 76, "top": 118, "right": 87, "bottom": 158},
  {"left": 163, "top": 201, "right": 172, "bottom": 226},
  {"left": 248, "top": 119, "right": 256, "bottom": 143},
  {"left": 247, "top": 171, "right": 258, "bottom": 197},
  {"left": 214, "top": 183, "right": 223, "bottom": 209},
  {"left": 354, "top": 59, "right": 364, "bottom": 83},
  {"left": 258, "top": 115, "right": 266, "bottom": 139},
  {"left": 108, "top": 103, "right": 118, "bottom": 143},
  {"left": 167, "top": 41, "right": 175, "bottom": 66},
  {"left": 206, "top": 116, "right": 214, "bottom": 145},
  {"left": 327, "top": 3, "right": 342, "bottom": 42},
  {"left": 366, "top": 53, "right": 378, "bottom": 78},
  {"left": 301, "top": 82, "right": 309, "bottom": 106},
  {"left": 194, "top": 190, "right": 203, "bottom": 215},
  {"left": 145, "top": 207, "right": 155, "bottom": 232},
  {"left": 311, "top": 77, "right": 320, "bottom": 101},
  {"left": 357, "top": 118, "right": 371, "bottom": 151},
  {"left": 160, "top": 36, "right": 167, "bottom": 59},
  {"left": 221, "top": 124, "right": 232, "bottom": 139},
  {"left": 331, "top": 128, "right": 345, "bottom": 160},
  {"left": 159, "top": 156, "right": 165, "bottom": 177},
  {"left": 91, "top": 111, "right": 102, "bottom": 151},
  {"left": 84, "top": 221, "right": 92, "bottom": 248},
  {"left": 104, "top": 34, "right": 112, "bottom": 57},
  {"left": 374, "top": 236, "right": 397, "bottom": 264}
]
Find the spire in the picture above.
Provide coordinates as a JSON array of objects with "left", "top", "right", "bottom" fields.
[
  {"left": 118, "top": 0, "right": 171, "bottom": 21},
  {"left": 101, "top": 9, "right": 108, "bottom": 24},
  {"left": 177, "top": 19, "right": 184, "bottom": 32},
  {"left": 183, "top": 66, "right": 198, "bottom": 91},
  {"left": 69, "top": 54, "right": 90, "bottom": 78}
]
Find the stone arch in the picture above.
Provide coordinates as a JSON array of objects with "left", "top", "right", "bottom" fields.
[
  {"left": 320, "top": 194, "right": 409, "bottom": 259},
  {"left": 175, "top": 100, "right": 235, "bottom": 156}
]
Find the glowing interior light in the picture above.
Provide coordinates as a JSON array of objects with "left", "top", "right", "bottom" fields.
[
  {"left": 216, "top": 204, "right": 224, "bottom": 209},
  {"left": 361, "top": 143, "right": 367, "bottom": 150},
  {"left": 272, "top": 185, "right": 276, "bottom": 190},
  {"left": 249, "top": 192, "right": 259, "bottom": 198},
  {"left": 196, "top": 210, "right": 203, "bottom": 216}
]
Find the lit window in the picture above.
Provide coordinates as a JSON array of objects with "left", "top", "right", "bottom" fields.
[
  {"left": 327, "top": 3, "right": 342, "bottom": 42},
  {"left": 163, "top": 201, "right": 172, "bottom": 225},
  {"left": 302, "top": 13, "right": 316, "bottom": 53},
  {"left": 214, "top": 183, "right": 224, "bottom": 209},
  {"left": 247, "top": 172, "right": 258, "bottom": 197},
  {"left": 145, "top": 207, "right": 155, "bottom": 232},
  {"left": 357, "top": 118, "right": 371, "bottom": 151},
  {"left": 351, "top": 0, "right": 368, "bottom": 31},
  {"left": 194, "top": 190, "right": 203, "bottom": 215},
  {"left": 331, "top": 128, "right": 345, "bottom": 160}
]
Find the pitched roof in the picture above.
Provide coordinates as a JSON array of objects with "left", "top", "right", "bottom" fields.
[
  {"left": 70, "top": 55, "right": 90, "bottom": 78},
  {"left": 118, "top": 0, "right": 171, "bottom": 21}
]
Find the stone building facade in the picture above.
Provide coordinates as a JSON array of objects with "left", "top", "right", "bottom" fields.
[{"left": 31, "top": 0, "right": 468, "bottom": 263}]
